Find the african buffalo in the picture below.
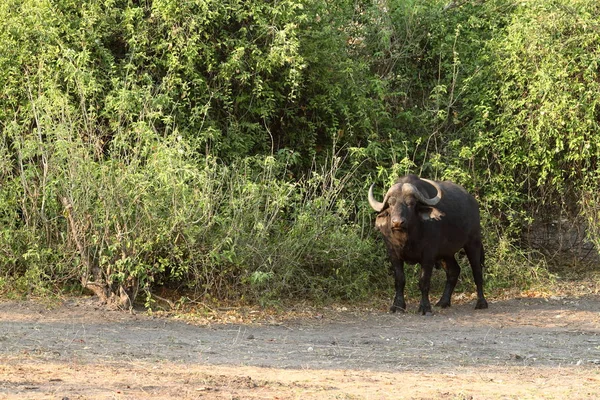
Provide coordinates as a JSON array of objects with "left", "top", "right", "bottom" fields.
[{"left": 369, "top": 174, "right": 488, "bottom": 314}]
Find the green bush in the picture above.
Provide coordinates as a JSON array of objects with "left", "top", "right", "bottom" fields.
[
  {"left": 2, "top": 97, "right": 388, "bottom": 308},
  {"left": 3, "top": 0, "right": 599, "bottom": 307}
]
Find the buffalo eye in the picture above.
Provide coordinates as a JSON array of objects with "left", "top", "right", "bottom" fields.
[{"left": 377, "top": 211, "right": 389, "bottom": 218}]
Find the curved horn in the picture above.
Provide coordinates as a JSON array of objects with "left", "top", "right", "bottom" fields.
[
  {"left": 415, "top": 178, "right": 442, "bottom": 206},
  {"left": 368, "top": 184, "right": 385, "bottom": 212},
  {"left": 403, "top": 179, "right": 442, "bottom": 206}
]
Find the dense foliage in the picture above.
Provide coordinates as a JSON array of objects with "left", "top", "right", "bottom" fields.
[{"left": 1, "top": 0, "right": 598, "bottom": 307}]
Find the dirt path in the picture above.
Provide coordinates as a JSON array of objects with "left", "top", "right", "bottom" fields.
[{"left": 1, "top": 296, "right": 599, "bottom": 399}]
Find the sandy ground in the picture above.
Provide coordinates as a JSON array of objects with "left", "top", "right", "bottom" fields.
[{"left": 1, "top": 295, "right": 599, "bottom": 399}]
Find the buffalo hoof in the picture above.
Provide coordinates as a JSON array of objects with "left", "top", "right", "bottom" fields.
[
  {"left": 475, "top": 298, "right": 489, "bottom": 309},
  {"left": 389, "top": 304, "right": 406, "bottom": 313},
  {"left": 418, "top": 304, "right": 432, "bottom": 315},
  {"left": 435, "top": 299, "right": 451, "bottom": 308}
]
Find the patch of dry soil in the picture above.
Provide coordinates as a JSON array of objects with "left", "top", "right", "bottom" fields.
[{"left": 1, "top": 296, "right": 599, "bottom": 399}]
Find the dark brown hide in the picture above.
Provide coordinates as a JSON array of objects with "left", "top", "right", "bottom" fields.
[{"left": 370, "top": 174, "right": 488, "bottom": 314}]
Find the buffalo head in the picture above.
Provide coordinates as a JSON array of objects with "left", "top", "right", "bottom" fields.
[{"left": 368, "top": 177, "right": 444, "bottom": 234}]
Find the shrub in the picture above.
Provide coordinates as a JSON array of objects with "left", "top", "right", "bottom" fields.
[{"left": 7, "top": 0, "right": 597, "bottom": 307}]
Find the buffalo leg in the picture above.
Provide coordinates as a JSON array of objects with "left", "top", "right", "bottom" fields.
[
  {"left": 418, "top": 262, "right": 434, "bottom": 315},
  {"left": 390, "top": 259, "right": 406, "bottom": 313},
  {"left": 436, "top": 256, "right": 461, "bottom": 308},
  {"left": 465, "top": 242, "right": 488, "bottom": 309}
]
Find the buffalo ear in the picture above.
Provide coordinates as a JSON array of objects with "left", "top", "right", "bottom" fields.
[{"left": 418, "top": 207, "right": 445, "bottom": 221}]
